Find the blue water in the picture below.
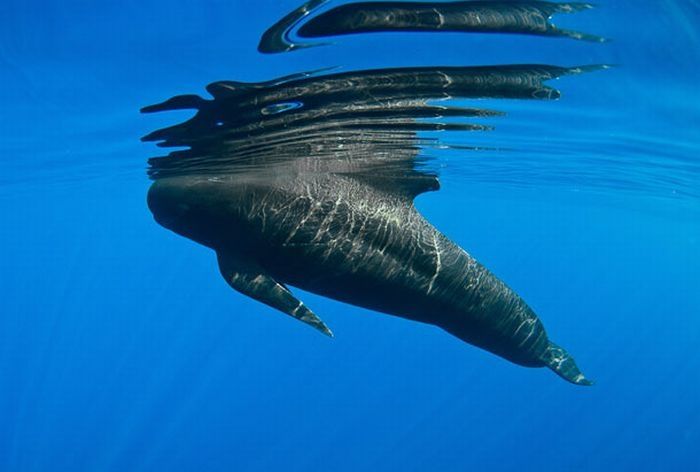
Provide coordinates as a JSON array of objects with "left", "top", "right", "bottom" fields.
[{"left": 1, "top": 1, "right": 699, "bottom": 471}]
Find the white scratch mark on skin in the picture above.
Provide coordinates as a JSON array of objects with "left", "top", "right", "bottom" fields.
[
  {"left": 516, "top": 319, "right": 537, "bottom": 348},
  {"left": 426, "top": 233, "right": 441, "bottom": 294},
  {"left": 513, "top": 318, "right": 529, "bottom": 337},
  {"left": 291, "top": 300, "right": 304, "bottom": 318}
]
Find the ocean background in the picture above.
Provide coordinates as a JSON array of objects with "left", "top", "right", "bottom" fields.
[{"left": 1, "top": 1, "right": 699, "bottom": 470}]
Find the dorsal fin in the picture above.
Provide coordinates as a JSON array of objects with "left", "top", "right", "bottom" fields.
[
  {"left": 205, "top": 81, "right": 256, "bottom": 99},
  {"left": 351, "top": 170, "right": 440, "bottom": 201}
]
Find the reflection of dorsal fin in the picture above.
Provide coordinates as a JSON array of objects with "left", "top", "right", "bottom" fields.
[
  {"left": 206, "top": 67, "right": 339, "bottom": 99},
  {"left": 262, "top": 67, "right": 340, "bottom": 86},
  {"left": 206, "top": 81, "right": 256, "bottom": 99}
]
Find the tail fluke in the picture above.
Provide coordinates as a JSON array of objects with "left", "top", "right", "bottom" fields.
[{"left": 541, "top": 342, "right": 593, "bottom": 386}]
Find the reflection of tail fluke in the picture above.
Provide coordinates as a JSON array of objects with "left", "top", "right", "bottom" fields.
[
  {"left": 259, "top": 1, "right": 607, "bottom": 53},
  {"left": 541, "top": 342, "right": 593, "bottom": 386}
]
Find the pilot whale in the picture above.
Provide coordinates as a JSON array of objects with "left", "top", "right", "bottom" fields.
[{"left": 143, "top": 65, "right": 595, "bottom": 385}]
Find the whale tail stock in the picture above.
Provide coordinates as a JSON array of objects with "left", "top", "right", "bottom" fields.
[{"left": 540, "top": 342, "right": 593, "bottom": 386}]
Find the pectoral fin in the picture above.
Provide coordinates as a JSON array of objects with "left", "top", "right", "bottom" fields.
[{"left": 216, "top": 251, "right": 333, "bottom": 337}]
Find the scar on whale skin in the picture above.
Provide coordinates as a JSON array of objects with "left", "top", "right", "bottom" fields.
[
  {"left": 258, "top": 0, "right": 606, "bottom": 53},
  {"left": 142, "top": 65, "right": 605, "bottom": 385}
]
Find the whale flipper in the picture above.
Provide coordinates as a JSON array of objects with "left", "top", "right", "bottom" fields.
[
  {"left": 216, "top": 251, "right": 333, "bottom": 338},
  {"left": 541, "top": 342, "right": 593, "bottom": 386}
]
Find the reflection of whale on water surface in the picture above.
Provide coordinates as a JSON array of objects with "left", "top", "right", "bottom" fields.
[
  {"left": 143, "top": 64, "right": 602, "bottom": 385},
  {"left": 259, "top": 0, "right": 605, "bottom": 53}
]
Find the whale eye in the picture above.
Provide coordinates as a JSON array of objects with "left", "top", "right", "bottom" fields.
[{"left": 261, "top": 101, "right": 303, "bottom": 115}]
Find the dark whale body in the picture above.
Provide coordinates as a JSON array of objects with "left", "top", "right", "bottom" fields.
[{"left": 144, "top": 65, "right": 595, "bottom": 385}]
